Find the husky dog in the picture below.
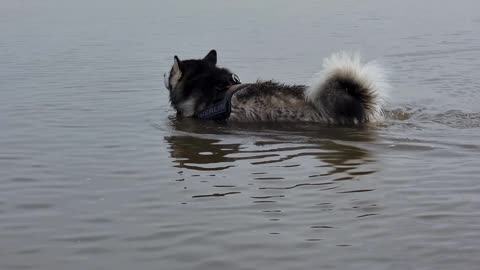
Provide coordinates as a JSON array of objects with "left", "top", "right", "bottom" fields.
[{"left": 164, "top": 50, "right": 389, "bottom": 125}]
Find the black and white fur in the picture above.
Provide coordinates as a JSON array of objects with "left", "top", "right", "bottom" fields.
[{"left": 164, "top": 50, "right": 389, "bottom": 125}]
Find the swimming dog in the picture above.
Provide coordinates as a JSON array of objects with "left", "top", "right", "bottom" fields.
[{"left": 164, "top": 50, "right": 389, "bottom": 125}]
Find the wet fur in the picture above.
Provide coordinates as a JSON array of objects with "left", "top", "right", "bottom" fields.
[
  {"left": 164, "top": 50, "right": 389, "bottom": 125},
  {"left": 229, "top": 81, "right": 323, "bottom": 122}
]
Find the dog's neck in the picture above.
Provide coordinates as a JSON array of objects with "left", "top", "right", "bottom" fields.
[{"left": 194, "top": 83, "right": 250, "bottom": 121}]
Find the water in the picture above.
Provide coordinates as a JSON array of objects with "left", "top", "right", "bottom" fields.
[{"left": 1, "top": 0, "right": 480, "bottom": 269}]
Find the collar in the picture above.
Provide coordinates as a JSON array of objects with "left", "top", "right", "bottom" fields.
[{"left": 195, "top": 80, "right": 250, "bottom": 121}]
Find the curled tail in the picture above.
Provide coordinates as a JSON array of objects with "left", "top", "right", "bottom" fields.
[{"left": 306, "top": 52, "right": 390, "bottom": 124}]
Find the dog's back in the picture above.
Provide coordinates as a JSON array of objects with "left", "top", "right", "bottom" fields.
[
  {"left": 229, "top": 53, "right": 389, "bottom": 124},
  {"left": 229, "top": 81, "right": 326, "bottom": 122}
]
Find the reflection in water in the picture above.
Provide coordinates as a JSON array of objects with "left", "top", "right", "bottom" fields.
[
  {"left": 165, "top": 135, "right": 241, "bottom": 171},
  {"left": 163, "top": 118, "right": 383, "bottom": 239},
  {"left": 165, "top": 117, "right": 377, "bottom": 175}
]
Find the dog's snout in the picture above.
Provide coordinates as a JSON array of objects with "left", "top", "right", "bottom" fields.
[{"left": 163, "top": 72, "right": 169, "bottom": 90}]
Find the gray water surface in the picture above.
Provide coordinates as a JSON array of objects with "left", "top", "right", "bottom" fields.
[{"left": 2, "top": 0, "right": 480, "bottom": 269}]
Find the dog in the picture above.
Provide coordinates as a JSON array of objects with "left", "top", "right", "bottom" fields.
[{"left": 163, "top": 50, "right": 389, "bottom": 125}]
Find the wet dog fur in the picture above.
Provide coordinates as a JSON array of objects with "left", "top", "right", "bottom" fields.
[{"left": 164, "top": 50, "right": 389, "bottom": 125}]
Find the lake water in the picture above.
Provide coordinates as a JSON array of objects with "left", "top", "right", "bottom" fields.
[{"left": 1, "top": 0, "right": 480, "bottom": 269}]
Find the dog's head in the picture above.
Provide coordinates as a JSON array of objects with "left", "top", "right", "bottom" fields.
[{"left": 164, "top": 50, "right": 239, "bottom": 117}]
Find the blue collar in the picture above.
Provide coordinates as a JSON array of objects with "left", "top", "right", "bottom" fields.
[{"left": 195, "top": 96, "right": 232, "bottom": 120}]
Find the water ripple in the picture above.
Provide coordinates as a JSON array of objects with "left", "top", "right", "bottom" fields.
[{"left": 2, "top": 1, "right": 480, "bottom": 269}]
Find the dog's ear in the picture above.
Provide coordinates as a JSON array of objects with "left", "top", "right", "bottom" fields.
[
  {"left": 173, "top": 55, "right": 183, "bottom": 75},
  {"left": 203, "top": 50, "right": 217, "bottom": 65}
]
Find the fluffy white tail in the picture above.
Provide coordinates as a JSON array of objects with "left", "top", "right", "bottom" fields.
[{"left": 306, "top": 52, "right": 390, "bottom": 124}]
